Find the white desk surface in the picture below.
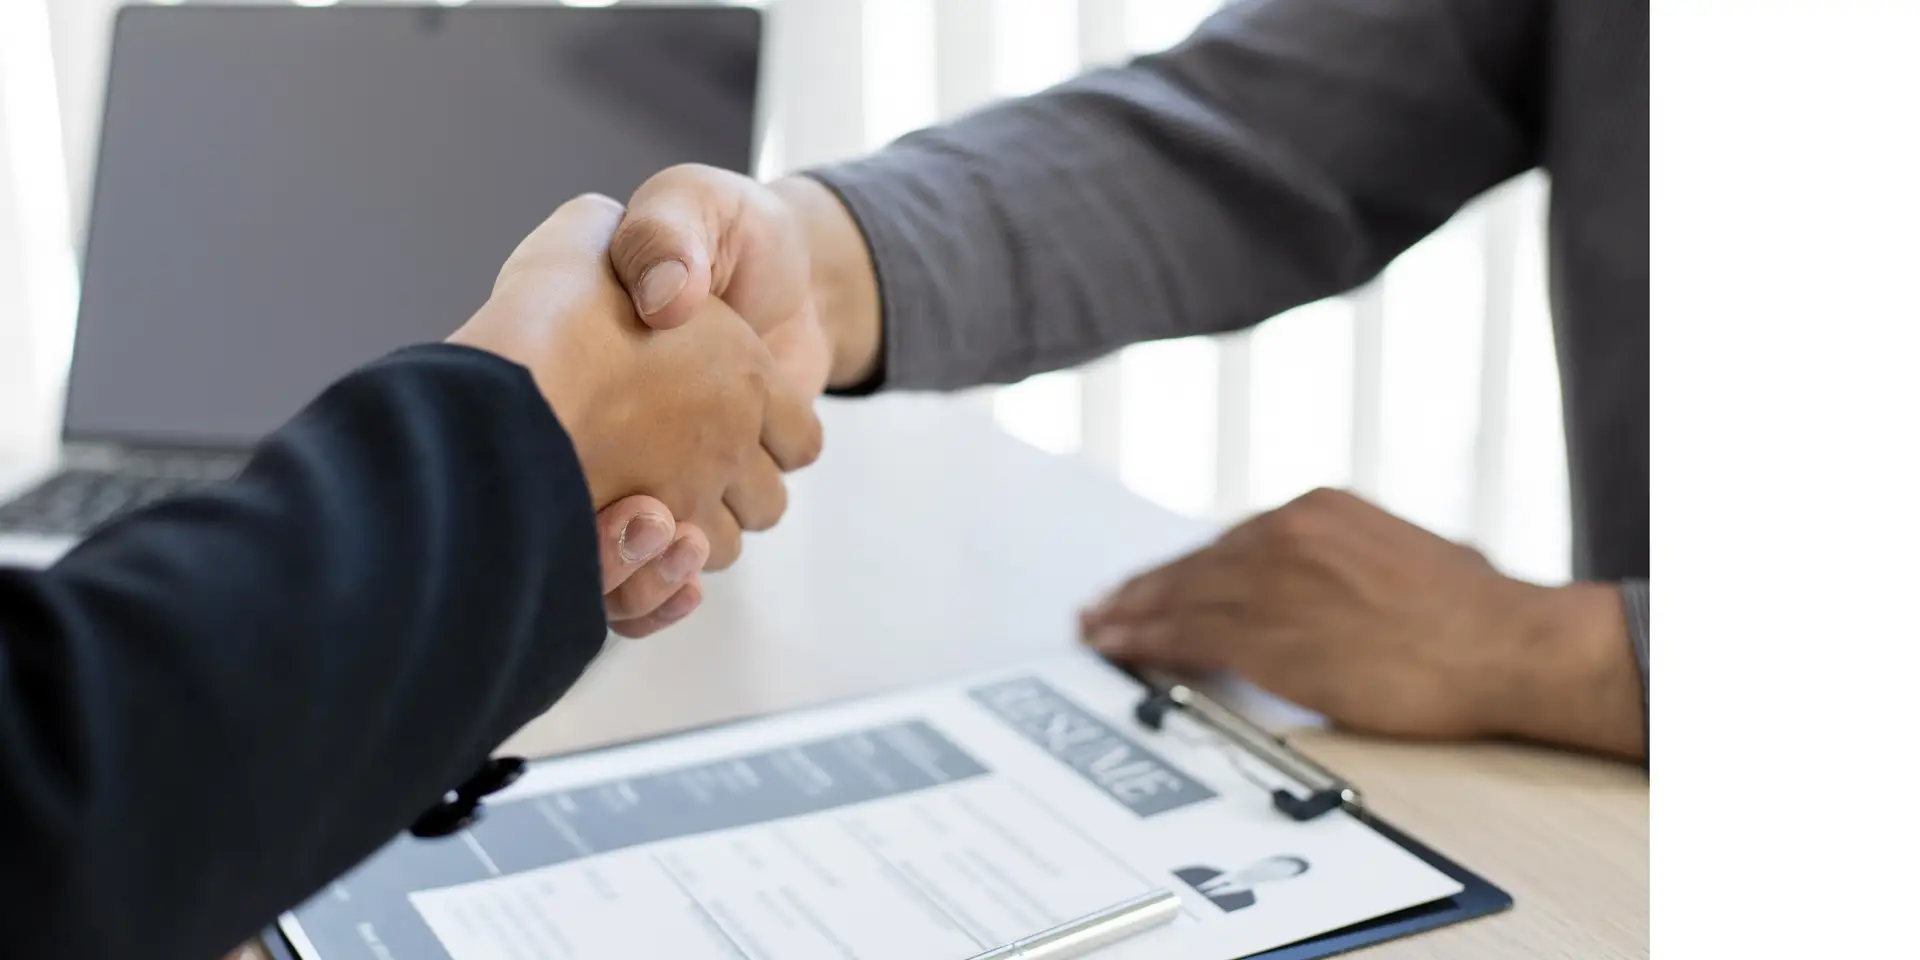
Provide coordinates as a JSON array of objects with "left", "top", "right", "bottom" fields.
[{"left": 497, "top": 397, "right": 1650, "bottom": 960}]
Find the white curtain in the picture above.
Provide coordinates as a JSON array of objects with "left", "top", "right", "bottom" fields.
[
  {"left": 0, "top": 0, "right": 79, "bottom": 453},
  {"left": 0, "top": 0, "right": 1572, "bottom": 582}
]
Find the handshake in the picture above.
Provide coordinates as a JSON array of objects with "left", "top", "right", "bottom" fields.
[{"left": 448, "top": 167, "right": 873, "bottom": 639}]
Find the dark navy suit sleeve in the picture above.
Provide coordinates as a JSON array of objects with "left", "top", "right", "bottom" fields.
[{"left": 0, "top": 344, "right": 608, "bottom": 960}]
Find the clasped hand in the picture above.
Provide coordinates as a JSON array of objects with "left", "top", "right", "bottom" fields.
[{"left": 447, "top": 194, "right": 822, "bottom": 638}]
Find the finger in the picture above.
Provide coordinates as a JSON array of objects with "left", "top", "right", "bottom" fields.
[
  {"left": 596, "top": 496, "right": 677, "bottom": 594},
  {"left": 760, "top": 375, "right": 825, "bottom": 471},
  {"left": 723, "top": 449, "right": 790, "bottom": 533},
  {"left": 610, "top": 579, "right": 705, "bottom": 639},
  {"left": 1082, "top": 554, "right": 1197, "bottom": 624},
  {"left": 607, "top": 526, "right": 710, "bottom": 618},
  {"left": 605, "top": 525, "right": 710, "bottom": 621},
  {"left": 1085, "top": 543, "right": 1265, "bottom": 626},
  {"left": 695, "top": 503, "right": 746, "bottom": 571},
  {"left": 605, "top": 564, "right": 684, "bottom": 623},
  {"left": 611, "top": 168, "right": 721, "bottom": 329},
  {"left": 495, "top": 193, "right": 625, "bottom": 293},
  {"left": 1083, "top": 613, "right": 1241, "bottom": 676}
]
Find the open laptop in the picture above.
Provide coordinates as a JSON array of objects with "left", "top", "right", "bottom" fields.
[{"left": 0, "top": 4, "right": 761, "bottom": 568}]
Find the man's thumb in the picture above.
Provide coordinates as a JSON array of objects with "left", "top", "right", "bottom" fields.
[{"left": 611, "top": 175, "right": 721, "bottom": 330}]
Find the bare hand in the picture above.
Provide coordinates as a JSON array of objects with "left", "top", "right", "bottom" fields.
[
  {"left": 1082, "top": 488, "right": 1645, "bottom": 759},
  {"left": 607, "top": 164, "right": 882, "bottom": 396},
  {"left": 593, "top": 495, "right": 709, "bottom": 639}
]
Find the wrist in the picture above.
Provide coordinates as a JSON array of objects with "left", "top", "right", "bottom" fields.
[
  {"left": 446, "top": 318, "right": 608, "bottom": 501},
  {"left": 1481, "top": 582, "right": 1647, "bottom": 760},
  {"left": 771, "top": 175, "right": 882, "bottom": 389}
]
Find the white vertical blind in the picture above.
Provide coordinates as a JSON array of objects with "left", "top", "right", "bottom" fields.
[
  {"left": 39, "top": 0, "right": 114, "bottom": 245},
  {"left": 1072, "top": 0, "right": 1128, "bottom": 476},
  {"left": 0, "top": 0, "right": 78, "bottom": 456},
  {"left": 861, "top": 0, "right": 934, "bottom": 149},
  {"left": 767, "top": 0, "right": 866, "bottom": 170},
  {"left": 1487, "top": 171, "right": 1569, "bottom": 583},
  {"left": 1213, "top": 328, "right": 1256, "bottom": 516},
  {"left": 985, "top": 0, "right": 1087, "bottom": 455},
  {"left": 1107, "top": 0, "right": 1224, "bottom": 518},
  {"left": 1248, "top": 297, "right": 1354, "bottom": 504},
  {"left": 1470, "top": 179, "right": 1528, "bottom": 550},
  {"left": 1347, "top": 281, "right": 1389, "bottom": 499},
  {"left": 1076, "top": 0, "right": 1129, "bottom": 73},
  {"left": 933, "top": 0, "right": 995, "bottom": 119},
  {"left": 1378, "top": 203, "right": 1493, "bottom": 541},
  {"left": 0, "top": 0, "right": 1573, "bottom": 581}
]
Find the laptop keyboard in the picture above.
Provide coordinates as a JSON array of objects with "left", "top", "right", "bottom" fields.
[{"left": 0, "top": 468, "right": 223, "bottom": 538}]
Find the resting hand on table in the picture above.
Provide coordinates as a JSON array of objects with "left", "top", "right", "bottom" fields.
[
  {"left": 1081, "top": 488, "right": 1646, "bottom": 760},
  {"left": 447, "top": 194, "right": 824, "bottom": 636}
]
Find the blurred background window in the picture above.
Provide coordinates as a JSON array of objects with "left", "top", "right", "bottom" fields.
[{"left": 0, "top": 0, "right": 1570, "bottom": 582}]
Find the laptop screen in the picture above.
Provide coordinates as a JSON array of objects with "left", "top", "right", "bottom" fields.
[{"left": 64, "top": 6, "right": 759, "bottom": 447}]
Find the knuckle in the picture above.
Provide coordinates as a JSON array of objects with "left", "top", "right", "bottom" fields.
[
  {"left": 1109, "top": 573, "right": 1163, "bottom": 615},
  {"left": 766, "top": 403, "right": 824, "bottom": 471},
  {"left": 607, "top": 577, "right": 663, "bottom": 621},
  {"left": 739, "top": 487, "right": 786, "bottom": 533},
  {"left": 609, "top": 217, "right": 681, "bottom": 278},
  {"left": 760, "top": 480, "right": 791, "bottom": 529},
  {"left": 629, "top": 164, "right": 689, "bottom": 206},
  {"left": 1295, "top": 487, "right": 1348, "bottom": 511},
  {"left": 706, "top": 535, "right": 743, "bottom": 571},
  {"left": 693, "top": 506, "right": 744, "bottom": 571},
  {"left": 745, "top": 358, "right": 772, "bottom": 400},
  {"left": 1261, "top": 504, "right": 1314, "bottom": 541},
  {"left": 569, "top": 192, "right": 625, "bottom": 219},
  {"left": 793, "top": 423, "right": 825, "bottom": 469},
  {"left": 1269, "top": 486, "right": 1351, "bottom": 534},
  {"left": 655, "top": 162, "right": 719, "bottom": 188}
]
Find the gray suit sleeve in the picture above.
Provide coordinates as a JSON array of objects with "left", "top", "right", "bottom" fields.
[{"left": 809, "top": 0, "right": 1546, "bottom": 390}]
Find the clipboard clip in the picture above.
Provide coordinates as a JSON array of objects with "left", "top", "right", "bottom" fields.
[
  {"left": 409, "top": 755, "right": 527, "bottom": 839},
  {"left": 1129, "top": 669, "right": 1358, "bottom": 822}
]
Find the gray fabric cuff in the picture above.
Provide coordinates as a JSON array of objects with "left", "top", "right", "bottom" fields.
[
  {"left": 802, "top": 172, "right": 892, "bottom": 396},
  {"left": 1620, "top": 579, "right": 1649, "bottom": 758},
  {"left": 802, "top": 160, "right": 984, "bottom": 393}
]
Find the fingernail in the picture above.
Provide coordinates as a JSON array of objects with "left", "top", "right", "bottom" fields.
[
  {"left": 617, "top": 513, "right": 674, "bottom": 565},
  {"left": 657, "top": 538, "right": 704, "bottom": 585},
  {"left": 637, "top": 260, "right": 688, "bottom": 316},
  {"left": 1089, "top": 626, "right": 1129, "bottom": 655}
]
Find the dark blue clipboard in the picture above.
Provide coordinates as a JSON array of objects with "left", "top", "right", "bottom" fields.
[
  {"left": 260, "top": 662, "right": 1511, "bottom": 960},
  {"left": 1238, "top": 807, "right": 1510, "bottom": 959}
]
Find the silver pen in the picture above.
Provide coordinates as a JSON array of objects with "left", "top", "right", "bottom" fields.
[{"left": 961, "top": 888, "right": 1183, "bottom": 960}]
